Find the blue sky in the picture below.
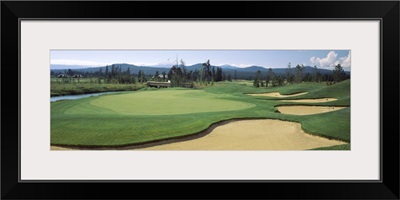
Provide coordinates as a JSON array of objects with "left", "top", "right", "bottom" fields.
[{"left": 51, "top": 50, "right": 351, "bottom": 70}]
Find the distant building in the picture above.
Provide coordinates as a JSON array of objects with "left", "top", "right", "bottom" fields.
[
  {"left": 147, "top": 81, "right": 171, "bottom": 88},
  {"left": 56, "top": 74, "right": 83, "bottom": 78}
]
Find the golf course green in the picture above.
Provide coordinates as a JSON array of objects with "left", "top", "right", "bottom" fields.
[
  {"left": 51, "top": 80, "right": 351, "bottom": 150},
  {"left": 65, "top": 89, "right": 255, "bottom": 115}
]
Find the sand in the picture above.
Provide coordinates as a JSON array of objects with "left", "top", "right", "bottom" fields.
[
  {"left": 280, "top": 98, "right": 337, "bottom": 103},
  {"left": 248, "top": 92, "right": 308, "bottom": 98},
  {"left": 277, "top": 106, "right": 347, "bottom": 115},
  {"left": 139, "top": 119, "right": 345, "bottom": 150},
  {"left": 51, "top": 146, "right": 74, "bottom": 150}
]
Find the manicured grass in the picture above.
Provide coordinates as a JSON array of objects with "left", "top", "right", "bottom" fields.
[
  {"left": 311, "top": 144, "right": 351, "bottom": 150},
  {"left": 241, "top": 80, "right": 351, "bottom": 107},
  {"left": 51, "top": 80, "right": 350, "bottom": 147},
  {"left": 65, "top": 89, "right": 255, "bottom": 115},
  {"left": 301, "top": 108, "right": 350, "bottom": 142},
  {"left": 283, "top": 80, "right": 351, "bottom": 106}
]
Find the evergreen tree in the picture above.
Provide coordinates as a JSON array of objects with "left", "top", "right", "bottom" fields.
[
  {"left": 125, "top": 68, "right": 131, "bottom": 84},
  {"left": 138, "top": 70, "right": 145, "bottom": 83},
  {"left": 295, "top": 64, "right": 304, "bottom": 83},
  {"left": 212, "top": 66, "right": 216, "bottom": 82},
  {"left": 227, "top": 74, "right": 232, "bottom": 82},
  {"left": 267, "top": 68, "right": 275, "bottom": 87},
  {"left": 118, "top": 67, "right": 122, "bottom": 83},
  {"left": 202, "top": 60, "right": 211, "bottom": 83},
  {"left": 98, "top": 68, "right": 103, "bottom": 84},
  {"left": 313, "top": 65, "right": 321, "bottom": 83},
  {"left": 111, "top": 65, "right": 116, "bottom": 83},
  {"left": 162, "top": 71, "right": 166, "bottom": 82},
  {"left": 154, "top": 71, "right": 160, "bottom": 81},
  {"left": 180, "top": 59, "right": 187, "bottom": 81},
  {"left": 333, "top": 64, "right": 346, "bottom": 82},
  {"left": 105, "top": 65, "right": 109, "bottom": 83},
  {"left": 216, "top": 67, "right": 223, "bottom": 82},
  {"left": 286, "top": 62, "right": 293, "bottom": 84},
  {"left": 253, "top": 70, "right": 262, "bottom": 87}
]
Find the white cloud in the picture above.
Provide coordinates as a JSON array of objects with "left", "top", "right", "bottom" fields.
[
  {"left": 310, "top": 57, "right": 317, "bottom": 64},
  {"left": 339, "top": 51, "right": 351, "bottom": 67},
  {"left": 51, "top": 59, "right": 108, "bottom": 66},
  {"left": 310, "top": 51, "right": 338, "bottom": 68},
  {"left": 310, "top": 51, "right": 351, "bottom": 68}
]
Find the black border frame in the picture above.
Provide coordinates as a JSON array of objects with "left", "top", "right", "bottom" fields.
[{"left": 2, "top": 1, "right": 399, "bottom": 199}]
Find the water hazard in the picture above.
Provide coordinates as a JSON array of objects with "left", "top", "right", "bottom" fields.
[{"left": 50, "top": 92, "right": 120, "bottom": 102}]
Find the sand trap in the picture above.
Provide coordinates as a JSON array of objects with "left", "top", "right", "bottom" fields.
[
  {"left": 277, "top": 106, "right": 347, "bottom": 115},
  {"left": 139, "top": 120, "right": 345, "bottom": 150},
  {"left": 51, "top": 119, "right": 346, "bottom": 151},
  {"left": 280, "top": 98, "right": 337, "bottom": 103},
  {"left": 248, "top": 92, "right": 308, "bottom": 98}
]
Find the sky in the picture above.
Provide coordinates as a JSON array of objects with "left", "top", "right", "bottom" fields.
[{"left": 51, "top": 50, "right": 351, "bottom": 70}]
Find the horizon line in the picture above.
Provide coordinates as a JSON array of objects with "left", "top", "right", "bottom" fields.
[{"left": 50, "top": 63, "right": 351, "bottom": 70}]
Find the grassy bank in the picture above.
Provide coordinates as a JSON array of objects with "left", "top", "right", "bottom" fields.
[
  {"left": 51, "top": 82, "right": 145, "bottom": 96},
  {"left": 311, "top": 144, "right": 351, "bottom": 150},
  {"left": 51, "top": 80, "right": 350, "bottom": 147}
]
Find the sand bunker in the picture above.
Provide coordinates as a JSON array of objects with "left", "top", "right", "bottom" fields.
[
  {"left": 277, "top": 106, "right": 347, "bottom": 115},
  {"left": 51, "top": 119, "right": 345, "bottom": 151},
  {"left": 248, "top": 92, "right": 308, "bottom": 98},
  {"left": 280, "top": 98, "right": 337, "bottom": 103},
  {"left": 139, "top": 120, "right": 345, "bottom": 150}
]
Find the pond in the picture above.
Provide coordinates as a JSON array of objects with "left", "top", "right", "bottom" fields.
[{"left": 50, "top": 91, "right": 121, "bottom": 102}]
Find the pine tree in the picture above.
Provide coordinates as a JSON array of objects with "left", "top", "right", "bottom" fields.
[
  {"left": 286, "top": 62, "right": 293, "bottom": 84},
  {"left": 333, "top": 64, "right": 346, "bottom": 82},
  {"left": 267, "top": 68, "right": 275, "bottom": 87}
]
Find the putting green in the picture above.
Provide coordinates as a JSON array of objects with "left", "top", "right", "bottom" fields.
[{"left": 65, "top": 89, "right": 255, "bottom": 115}]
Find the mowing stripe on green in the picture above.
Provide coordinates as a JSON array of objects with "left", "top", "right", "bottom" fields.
[{"left": 65, "top": 90, "right": 256, "bottom": 115}]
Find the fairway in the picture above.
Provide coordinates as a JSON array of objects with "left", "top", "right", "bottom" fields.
[
  {"left": 65, "top": 89, "right": 255, "bottom": 115},
  {"left": 51, "top": 81, "right": 351, "bottom": 148}
]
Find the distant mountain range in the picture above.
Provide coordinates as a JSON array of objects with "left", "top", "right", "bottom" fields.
[
  {"left": 51, "top": 64, "right": 103, "bottom": 70},
  {"left": 51, "top": 63, "right": 350, "bottom": 79}
]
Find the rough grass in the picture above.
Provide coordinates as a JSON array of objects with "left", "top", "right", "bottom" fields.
[
  {"left": 51, "top": 80, "right": 350, "bottom": 147},
  {"left": 51, "top": 82, "right": 145, "bottom": 96}
]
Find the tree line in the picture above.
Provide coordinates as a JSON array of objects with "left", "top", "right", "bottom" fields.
[
  {"left": 51, "top": 60, "right": 232, "bottom": 87},
  {"left": 165, "top": 59, "right": 231, "bottom": 87},
  {"left": 52, "top": 65, "right": 139, "bottom": 84},
  {"left": 253, "top": 63, "right": 348, "bottom": 87}
]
